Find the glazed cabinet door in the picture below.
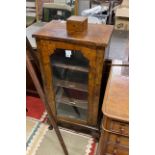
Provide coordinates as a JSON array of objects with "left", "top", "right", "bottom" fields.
[
  {"left": 50, "top": 48, "right": 89, "bottom": 122},
  {"left": 38, "top": 40, "right": 101, "bottom": 126}
]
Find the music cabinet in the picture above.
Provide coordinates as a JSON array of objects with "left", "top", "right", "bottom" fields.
[{"left": 33, "top": 20, "right": 113, "bottom": 137}]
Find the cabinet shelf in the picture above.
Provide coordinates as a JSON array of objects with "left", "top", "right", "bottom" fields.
[
  {"left": 53, "top": 62, "right": 89, "bottom": 73},
  {"left": 56, "top": 103, "right": 87, "bottom": 121},
  {"left": 56, "top": 88, "right": 88, "bottom": 110},
  {"left": 51, "top": 51, "right": 89, "bottom": 74},
  {"left": 54, "top": 78, "right": 88, "bottom": 92}
]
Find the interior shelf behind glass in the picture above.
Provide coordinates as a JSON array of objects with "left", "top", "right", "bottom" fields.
[
  {"left": 56, "top": 103, "right": 87, "bottom": 121},
  {"left": 51, "top": 49, "right": 89, "bottom": 72},
  {"left": 56, "top": 87, "right": 88, "bottom": 110}
]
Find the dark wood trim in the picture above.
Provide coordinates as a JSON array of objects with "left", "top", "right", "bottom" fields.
[{"left": 58, "top": 120, "right": 101, "bottom": 140}]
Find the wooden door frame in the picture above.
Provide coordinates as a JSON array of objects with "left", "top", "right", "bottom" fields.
[{"left": 37, "top": 39, "right": 102, "bottom": 126}]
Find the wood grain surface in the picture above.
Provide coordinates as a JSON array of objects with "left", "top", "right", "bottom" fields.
[
  {"left": 33, "top": 20, "right": 113, "bottom": 49},
  {"left": 102, "top": 66, "right": 129, "bottom": 121}
]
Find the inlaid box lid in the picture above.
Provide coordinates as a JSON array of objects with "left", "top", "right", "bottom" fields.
[
  {"left": 102, "top": 65, "right": 129, "bottom": 122},
  {"left": 33, "top": 20, "right": 113, "bottom": 48}
]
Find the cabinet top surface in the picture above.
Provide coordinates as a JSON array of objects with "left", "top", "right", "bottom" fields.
[
  {"left": 33, "top": 20, "right": 113, "bottom": 48},
  {"left": 102, "top": 65, "right": 129, "bottom": 122}
]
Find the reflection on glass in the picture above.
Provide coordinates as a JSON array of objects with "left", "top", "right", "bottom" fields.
[{"left": 50, "top": 49, "right": 89, "bottom": 121}]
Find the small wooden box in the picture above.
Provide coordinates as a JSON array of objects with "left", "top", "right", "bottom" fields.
[{"left": 66, "top": 16, "right": 88, "bottom": 35}]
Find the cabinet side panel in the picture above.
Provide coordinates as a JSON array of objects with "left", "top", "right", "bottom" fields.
[
  {"left": 36, "top": 39, "right": 57, "bottom": 116},
  {"left": 91, "top": 48, "right": 105, "bottom": 126}
]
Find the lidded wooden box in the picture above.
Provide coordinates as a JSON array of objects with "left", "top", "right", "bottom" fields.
[{"left": 66, "top": 16, "right": 88, "bottom": 35}]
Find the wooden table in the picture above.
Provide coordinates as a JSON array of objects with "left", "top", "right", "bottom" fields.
[{"left": 97, "top": 64, "right": 129, "bottom": 155}]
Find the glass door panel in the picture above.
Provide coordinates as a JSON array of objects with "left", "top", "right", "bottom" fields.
[{"left": 50, "top": 49, "right": 89, "bottom": 121}]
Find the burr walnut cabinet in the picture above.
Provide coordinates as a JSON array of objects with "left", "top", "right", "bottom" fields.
[
  {"left": 97, "top": 64, "right": 129, "bottom": 155},
  {"left": 33, "top": 20, "right": 113, "bottom": 136}
]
